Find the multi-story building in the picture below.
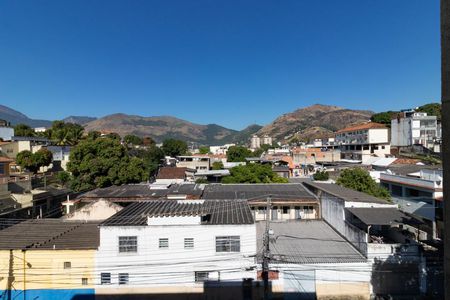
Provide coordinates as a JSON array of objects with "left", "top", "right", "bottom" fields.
[
  {"left": 209, "top": 144, "right": 235, "bottom": 155},
  {"left": 250, "top": 134, "right": 260, "bottom": 150},
  {"left": 262, "top": 135, "right": 272, "bottom": 145},
  {"left": 96, "top": 200, "right": 256, "bottom": 298},
  {"left": 176, "top": 155, "right": 210, "bottom": 171},
  {"left": 391, "top": 111, "right": 441, "bottom": 151},
  {"left": 0, "top": 124, "right": 14, "bottom": 141},
  {"left": 335, "top": 122, "right": 390, "bottom": 164}
]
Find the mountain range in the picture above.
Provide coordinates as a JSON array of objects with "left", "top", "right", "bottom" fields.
[{"left": 0, "top": 103, "right": 373, "bottom": 145}]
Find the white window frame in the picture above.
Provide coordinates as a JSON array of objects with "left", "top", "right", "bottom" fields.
[
  {"left": 215, "top": 236, "right": 240, "bottom": 253},
  {"left": 118, "top": 236, "right": 138, "bottom": 253}
]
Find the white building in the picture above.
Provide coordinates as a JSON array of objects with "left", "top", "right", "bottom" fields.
[
  {"left": 209, "top": 144, "right": 235, "bottom": 155},
  {"left": 176, "top": 156, "right": 210, "bottom": 171},
  {"left": 96, "top": 200, "right": 257, "bottom": 297},
  {"left": 250, "top": 135, "right": 260, "bottom": 150},
  {"left": 262, "top": 135, "right": 272, "bottom": 146},
  {"left": 335, "top": 122, "right": 391, "bottom": 164},
  {"left": 391, "top": 111, "right": 441, "bottom": 151},
  {"left": 0, "top": 126, "right": 14, "bottom": 141}
]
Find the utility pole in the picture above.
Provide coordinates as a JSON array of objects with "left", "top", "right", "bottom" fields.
[{"left": 262, "top": 195, "right": 271, "bottom": 300}]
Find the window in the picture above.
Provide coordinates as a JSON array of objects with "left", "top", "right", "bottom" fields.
[
  {"left": 63, "top": 261, "right": 71, "bottom": 269},
  {"left": 100, "top": 273, "right": 111, "bottom": 285},
  {"left": 282, "top": 206, "right": 290, "bottom": 214},
  {"left": 81, "top": 278, "right": 88, "bottom": 286},
  {"left": 184, "top": 238, "right": 194, "bottom": 249},
  {"left": 195, "top": 271, "right": 209, "bottom": 282},
  {"left": 304, "top": 206, "right": 314, "bottom": 214},
  {"left": 159, "top": 238, "right": 169, "bottom": 249},
  {"left": 119, "top": 236, "right": 137, "bottom": 253},
  {"left": 216, "top": 236, "right": 240, "bottom": 252},
  {"left": 119, "top": 273, "right": 129, "bottom": 285}
]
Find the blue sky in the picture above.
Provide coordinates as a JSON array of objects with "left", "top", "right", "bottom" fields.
[{"left": 0, "top": 0, "right": 440, "bottom": 130}]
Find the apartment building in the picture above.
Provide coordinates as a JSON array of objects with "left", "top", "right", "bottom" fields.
[
  {"left": 335, "top": 122, "right": 390, "bottom": 164},
  {"left": 176, "top": 155, "right": 210, "bottom": 171}
]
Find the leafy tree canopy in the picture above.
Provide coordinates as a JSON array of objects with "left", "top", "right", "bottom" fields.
[
  {"left": 222, "top": 163, "right": 289, "bottom": 184},
  {"left": 67, "top": 137, "right": 149, "bottom": 191},
  {"left": 226, "top": 146, "right": 253, "bottom": 162},
  {"left": 199, "top": 146, "right": 210, "bottom": 154},
  {"left": 162, "top": 139, "right": 188, "bottom": 157},
  {"left": 128, "top": 145, "right": 165, "bottom": 177},
  {"left": 14, "top": 124, "right": 35, "bottom": 137},
  {"left": 417, "top": 103, "right": 441, "bottom": 120},
  {"left": 336, "top": 167, "right": 391, "bottom": 200},
  {"left": 16, "top": 148, "right": 53, "bottom": 173},
  {"left": 45, "top": 121, "right": 84, "bottom": 145},
  {"left": 370, "top": 111, "right": 398, "bottom": 126},
  {"left": 124, "top": 134, "right": 143, "bottom": 146},
  {"left": 313, "top": 170, "right": 329, "bottom": 181},
  {"left": 211, "top": 161, "right": 224, "bottom": 170}
]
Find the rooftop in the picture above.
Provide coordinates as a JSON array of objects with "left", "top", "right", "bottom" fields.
[
  {"left": 302, "top": 181, "right": 390, "bottom": 204},
  {"left": 336, "top": 122, "right": 387, "bottom": 134},
  {"left": 202, "top": 183, "right": 316, "bottom": 201},
  {"left": 156, "top": 167, "right": 190, "bottom": 180},
  {"left": 256, "top": 220, "right": 366, "bottom": 264},
  {"left": 0, "top": 219, "right": 99, "bottom": 250},
  {"left": 346, "top": 207, "right": 414, "bottom": 226},
  {"left": 101, "top": 199, "right": 254, "bottom": 226}
]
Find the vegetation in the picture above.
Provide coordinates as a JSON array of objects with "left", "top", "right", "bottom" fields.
[
  {"left": 336, "top": 167, "right": 391, "bottom": 200},
  {"left": 226, "top": 146, "right": 253, "bottom": 162},
  {"left": 195, "top": 178, "right": 209, "bottom": 184},
  {"left": 67, "top": 137, "right": 149, "bottom": 191},
  {"left": 417, "top": 102, "right": 441, "bottom": 120},
  {"left": 16, "top": 148, "right": 53, "bottom": 173},
  {"left": 56, "top": 171, "right": 72, "bottom": 187},
  {"left": 222, "top": 164, "right": 289, "bottom": 184},
  {"left": 143, "top": 137, "right": 155, "bottom": 146},
  {"left": 45, "top": 121, "right": 84, "bottom": 145},
  {"left": 162, "top": 139, "right": 188, "bottom": 157},
  {"left": 14, "top": 124, "right": 35, "bottom": 137},
  {"left": 252, "top": 144, "right": 274, "bottom": 157},
  {"left": 370, "top": 111, "right": 398, "bottom": 126},
  {"left": 124, "top": 134, "right": 143, "bottom": 146},
  {"left": 199, "top": 146, "right": 210, "bottom": 154},
  {"left": 211, "top": 161, "right": 224, "bottom": 170},
  {"left": 128, "top": 145, "right": 165, "bottom": 177},
  {"left": 313, "top": 170, "right": 329, "bottom": 181}
]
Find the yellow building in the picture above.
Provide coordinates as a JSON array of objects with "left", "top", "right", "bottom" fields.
[{"left": 0, "top": 219, "right": 98, "bottom": 300}]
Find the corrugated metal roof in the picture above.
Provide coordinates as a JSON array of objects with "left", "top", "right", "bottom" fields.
[
  {"left": 302, "top": 181, "right": 389, "bottom": 204},
  {"left": 202, "top": 184, "right": 315, "bottom": 202},
  {"left": 346, "top": 207, "right": 414, "bottom": 226},
  {"left": 0, "top": 219, "right": 99, "bottom": 250},
  {"left": 257, "top": 220, "right": 366, "bottom": 264},
  {"left": 101, "top": 200, "right": 254, "bottom": 226}
]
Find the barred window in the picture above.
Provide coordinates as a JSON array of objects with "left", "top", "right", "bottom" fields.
[
  {"left": 118, "top": 236, "right": 137, "bottom": 253},
  {"left": 195, "top": 271, "right": 209, "bottom": 282},
  {"left": 159, "top": 238, "right": 169, "bottom": 249},
  {"left": 184, "top": 238, "right": 194, "bottom": 249},
  {"left": 100, "top": 273, "right": 111, "bottom": 285},
  {"left": 81, "top": 278, "right": 88, "bottom": 286},
  {"left": 215, "top": 236, "right": 240, "bottom": 252},
  {"left": 119, "top": 273, "right": 129, "bottom": 285},
  {"left": 63, "top": 261, "right": 71, "bottom": 269}
]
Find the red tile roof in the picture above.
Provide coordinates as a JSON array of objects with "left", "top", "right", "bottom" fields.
[
  {"left": 336, "top": 122, "right": 387, "bottom": 134},
  {"left": 156, "top": 167, "right": 188, "bottom": 179}
]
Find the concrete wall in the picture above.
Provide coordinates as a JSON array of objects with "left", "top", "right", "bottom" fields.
[
  {"left": 0, "top": 249, "right": 96, "bottom": 299},
  {"left": 96, "top": 223, "right": 257, "bottom": 293},
  {"left": 63, "top": 199, "right": 123, "bottom": 221}
]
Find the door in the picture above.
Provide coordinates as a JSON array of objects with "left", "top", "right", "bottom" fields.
[{"left": 271, "top": 206, "right": 278, "bottom": 220}]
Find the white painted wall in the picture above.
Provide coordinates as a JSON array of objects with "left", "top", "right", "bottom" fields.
[
  {"left": 96, "top": 223, "right": 257, "bottom": 289},
  {"left": 367, "top": 128, "right": 389, "bottom": 144}
]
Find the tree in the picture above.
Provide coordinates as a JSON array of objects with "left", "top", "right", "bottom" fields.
[
  {"left": 336, "top": 167, "right": 391, "bottom": 200},
  {"left": 16, "top": 149, "right": 53, "bottom": 173},
  {"left": 86, "top": 131, "right": 101, "bottom": 140},
  {"left": 222, "top": 164, "right": 289, "bottom": 184},
  {"left": 199, "top": 146, "right": 210, "bottom": 154},
  {"left": 14, "top": 124, "right": 35, "bottom": 137},
  {"left": 47, "top": 121, "right": 84, "bottom": 145},
  {"left": 56, "top": 171, "right": 71, "bottom": 187},
  {"left": 211, "top": 161, "right": 224, "bottom": 170},
  {"left": 370, "top": 111, "right": 398, "bottom": 126},
  {"left": 68, "top": 137, "right": 149, "bottom": 191},
  {"left": 226, "top": 146, "right": 253, "bottom": 162},
  {"left": 162, "top": 139, "right": 188, "bottom": 157},
  {"left": 124, "top": 135, "right": 143, "bottom": 146},
  {"left": 313, "top": 170, "right": 329, "bottom": 181},
  {"left": 252, "top": 144, "right": 272, "bottom": 157},
  {"left": 143, "top": 137, "right": 156, "bottom": 146},
  {"left": 417, "top": 103, "right": 441, "bottom": 120},
  {"left": 128, "top": 145, "right": 165, "bottom": 177}
]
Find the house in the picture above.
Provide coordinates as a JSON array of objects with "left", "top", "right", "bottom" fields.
[
  {"left": 0, "top": 219, "right": 99, "bottom": 300},
  {"left": 154, "top": 166, "right": 195, "bottom": 184},
  {"left": 96, "top": 200, "right": 257, "bottom": 299},
  {"left": 0, "top": 123, "right": 14, "bottom": 141},
  {"left": 47, "top": 145, "right": 71, "bottom": 171},
  {"left": 0, "top": 136, "right": 50, "bottom": 159},
  {"left": 0, "top": 156, "right": 13, "bottom": 177},
  {"left": 257, "top": 220, "right": 371, "bottom": 300},
  {"left": 176, "top": 155, "right": 210, "bottom": 171},
  {"left": 391, "top": 110, "right": 441, "bottom": 152},
  {"left": 302, "top": 181, "right": 427, "bottom": 298},
  {"left": 202, "top": 183, "right": 319, "bottom": 221},
  {"left": 379, "top": 165, "right": 443, "bottom": 239},
  {"left": 292, "top": 147, "right": 341, "bottom": 167},
  {"left": 335, "top": 122, "right": 390, "bottom": 164}
]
